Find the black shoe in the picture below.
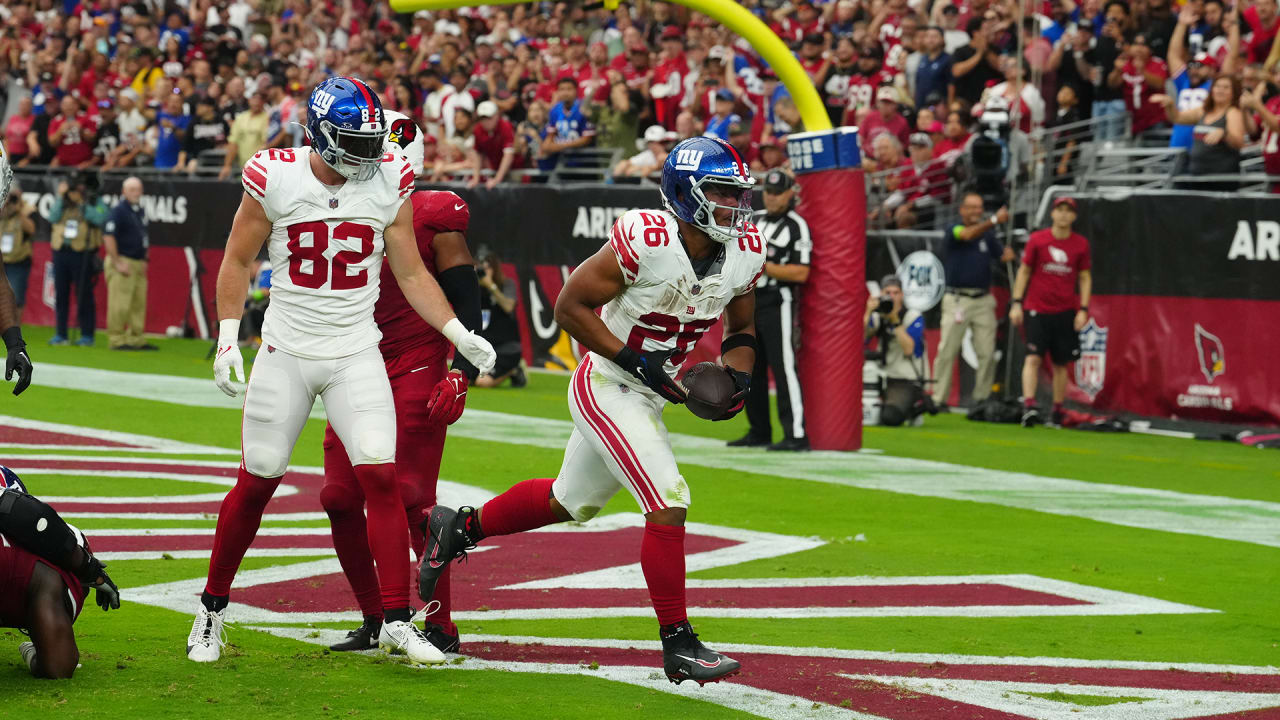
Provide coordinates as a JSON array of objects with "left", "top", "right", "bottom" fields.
[
  {"left": 1050, "top": 408, "right": 1066, "bottom": 427},
  {"left": 726, "top": 433, "right": 770, "bottom": 448},
  {"left": 329, "top": 616, "right": 382, "bottom": 651},
  {"left": 110, "top": 345, "right": 136, "bottom": 351},
  {"left": 509, "top": 364, "right": 528, "bottom": 388},
  {"left": 423, "top": 622, "right": 460, "bottom": 653},
  {"left": 767, "top": 437, "right": 809, "bottom": 452},
  {"left": 417, "top": 506, "right": 478, "bottom": 603},
  {"left": 1021, "top": 406, "right": 1042, "bottom": 428},
  {"left": 661, "top": 621, "right": 740, "bottom": 686},
  {"left": 131, "top": 343, "right": 159, "bottom": 351}
]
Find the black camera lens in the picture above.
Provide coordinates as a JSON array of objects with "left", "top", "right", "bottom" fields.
[{"left": 877, "top": 297, "right": 895, "bottom": 314}]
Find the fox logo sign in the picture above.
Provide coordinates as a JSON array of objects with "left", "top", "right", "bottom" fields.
[{"left": 673, "top": 148, "right": 704, "bottom": 170}]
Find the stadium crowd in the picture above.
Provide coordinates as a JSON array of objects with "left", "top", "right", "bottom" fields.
[{"left": 2, "top": 0, "right": 1279, "bottom": 200}]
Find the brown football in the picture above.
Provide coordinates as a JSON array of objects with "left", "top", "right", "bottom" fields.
[{"left": 681, "top": 362, "right": 735, "bottom": 420}]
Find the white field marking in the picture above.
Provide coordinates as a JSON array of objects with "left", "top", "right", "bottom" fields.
[
  {"left": 0, "top": 414, "right": 237, "bottom": 454},
  {"left": 61, "top": 512, "right": 329, "bottom": 521},
  {"left": 98, "top": 549, "right": 338, "bottom": 561},
  {"left": 6, "top": 468, "right": 299, "bottom": 505},
  {"left": 30, "top": 365, "right": 1280, "bottom": 548},
  {"left": 255, "top": 626, "right": 888, "bottom": 720},
  {"left": 839, "top": 674, "right": 1280, "bottom": 720},
  {"left": 452, "top": 634, "right": 1280, "bottom": 676},
  {"left": 87, "top": 527, "right": 333, "bottom": 537}
]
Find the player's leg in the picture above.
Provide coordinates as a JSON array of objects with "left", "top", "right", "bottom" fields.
[
  {"left": 322, "top": 349, "right": 442, "bottom": 664},
  {"left": 320, "top": 424, "right": 383, "bottom": 652},
  {"left": 1021, "top": 311, "right": 1046, "bottom": 425},
  {"left": 192, "top": 348, "right": 316, "bottom": 662},
  {"left": 969, "top": 294, "right": 999, "bottom": 402},
  {"left": 567, "top": 356, "right": 739, "bottom": 685},
  {"left": 24, "top": 563, "right": 79, "bottom": 679},
  {"left": 1049, "top": 311, "right": 1081, "bottom": 424},
  {"left": 931, "top": 293, "right": 964, "bottom": 404}
]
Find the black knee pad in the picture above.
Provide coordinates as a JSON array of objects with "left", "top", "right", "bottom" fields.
[{"left": 0, "top": 491, "right": 80, "bottom": 570}]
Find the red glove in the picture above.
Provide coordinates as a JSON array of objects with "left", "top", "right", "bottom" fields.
[{"left": 426, "top": 370, "right": 469, "bottom": 427}]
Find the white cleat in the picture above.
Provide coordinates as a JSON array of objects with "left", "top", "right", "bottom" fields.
[
  {"left": 187, "top": 605, "right": 227, "bottom": 662},
  {"left": 379, "top": 620, "right": 446, "bottom": 665},
  {"left": 19, "top": 641, "right": 36, "bottom": 671}
]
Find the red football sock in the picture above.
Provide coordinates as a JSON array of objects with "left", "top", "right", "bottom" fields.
[
  {"left": 205, "top": 468, "right": 280, "bottom": 597},
  {"left": 320, "top": 479, "right": 382, "bottom": 620},
  {"left": 354, "top": 464, "right": 410, "bottom": 612},
  {"left": 478, "top": 478, "right": 560, "bottom": 537},
  {"left": 642, "top": 521, "right": 688, "bottom": 627}
]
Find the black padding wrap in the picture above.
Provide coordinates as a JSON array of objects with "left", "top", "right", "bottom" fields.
[
  {"left": 0, "top": 490, "right": 91, "bottom": 580},
  {"left": 2, "top": 326, "right": 24, "bottom": 350},
  {"left": 721, "top": 333, "right": 757, "bottom": 356},
  {"left": 438, "top": 264, "right": 483, "bottom": 381}
]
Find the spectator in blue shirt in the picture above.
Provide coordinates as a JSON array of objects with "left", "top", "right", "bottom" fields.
[
  {"left": 540, "top": 77, "right": 595, "bottom": 171},
  {"left": 704, "top": 89, "right": 742, "bottom": 140},
  {"left": 1166, "top": 5, "right": 1237, "bottom": 157},
  {"left": 152, "top": 94, "right": 189, "bottom": 169},
  {"left": 914, "top": 27, "right": 954, "bottom": 111}
]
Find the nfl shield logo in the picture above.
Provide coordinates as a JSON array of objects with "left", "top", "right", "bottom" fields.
[
  {"left": 329, "top": 197, "right": 339, "bottom": 209},
  {"left": 1075, "top": 318, "right": 1108, "bottom": 401}
]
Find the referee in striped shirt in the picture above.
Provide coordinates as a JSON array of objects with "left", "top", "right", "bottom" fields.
[{"left": 728, "top": 168, "right": 813, "bottom": 452}]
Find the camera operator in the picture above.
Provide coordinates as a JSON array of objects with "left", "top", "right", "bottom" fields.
[
  {"left": 863, "top": 275, "right": 927, "bottom": 426},
  {"left": 474, "top": 252, "right": 526, "bottom": 388},
  {"left": 959, "top": 96, "right": 1032, "bottom": 203},
  {"left": 48, "top": 171, "right": 109, "bottom": 347}
]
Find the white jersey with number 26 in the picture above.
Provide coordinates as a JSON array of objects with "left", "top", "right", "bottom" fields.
[
  {"left": 241, "top": 145, "right": 415, "bottom": 359},
  {"left": 593, "top": 208, "right": 766, "bottom": 394}
]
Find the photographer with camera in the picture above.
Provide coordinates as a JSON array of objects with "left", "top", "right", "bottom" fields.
[
  {"left": 474, "top": 252, "right": 526, "bottom": 388},
  {"left": 48, "top": 171, "right": 109, "bottom": 347},
  {"left": 863, "top": 275, "right": 928, "bottom": 427}
]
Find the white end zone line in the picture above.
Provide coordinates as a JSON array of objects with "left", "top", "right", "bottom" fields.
[{"left": 0, "top": 414, "right": 238, "bottom": 455}]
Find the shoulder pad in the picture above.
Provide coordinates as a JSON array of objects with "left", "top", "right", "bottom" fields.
[
  {"left": 412, "top": 190, "right": 469, "bottom": 233},
  {"left": 609, "top": 209, "right": 677, "bottom": 283}
]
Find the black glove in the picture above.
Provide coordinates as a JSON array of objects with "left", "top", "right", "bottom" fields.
[
  {"left": 3, "top": 327, "right": 32, "bottom": 396},
  {"left": 92, "top": 567, "right": 121, "bottom": 611},
  {"left": 613, "top": 346, "right": 687, "bottom": 404},
  {"left": 715, "top": 366, "right": 752, "bottom": 421}
]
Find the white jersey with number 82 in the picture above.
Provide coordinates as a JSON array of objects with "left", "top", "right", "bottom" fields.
[{"left": 241, "top": 146, "right": 415, "bottom": 359}]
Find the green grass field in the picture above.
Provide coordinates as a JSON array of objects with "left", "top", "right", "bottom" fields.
[{"left": 1, "top": 327, "right": 1278, "bottom": 719}]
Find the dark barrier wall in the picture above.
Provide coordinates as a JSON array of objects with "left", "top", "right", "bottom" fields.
[{"left": 1070, "top": 192, "right": 1279, "bottom": 426}]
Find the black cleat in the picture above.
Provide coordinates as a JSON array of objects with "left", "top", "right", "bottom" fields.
[
  {"left": 417, "top": 505, "right": 478, "bottom": 604},
  {"left": 660, "top": 621, "right": 741, "bottom": 686},
  {"left": 423, "top": 622, "right": 461, "bottom": 653},
  {"left": 330, "top": 616, "right": 381, "bottom": 651},
  {"left": 726, "top": 433, "right": 770, "bottom": 448},
  {"left": 767, "top": 437, "right": 810, "bottom": 452},
  {"left": 510, "top": 364, "right": 528, "bottom": 388},
  {"left": 1021, "top": 406, "right": 1042, "bottom": 428}
]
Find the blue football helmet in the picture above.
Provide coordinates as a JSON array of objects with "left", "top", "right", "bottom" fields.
[
  {"left": 660, "top": 136, "right": 755, "bottom": 243},
  {"left": 0, "top": 465, "right": 27, "bottom": 494},
  {"left": 305, "top": 77, "right": 387, "bottom": 182}
]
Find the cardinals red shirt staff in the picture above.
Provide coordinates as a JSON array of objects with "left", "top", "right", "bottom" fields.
[{"left": 320, "top": 190, "right": 478, "bottom": 646}]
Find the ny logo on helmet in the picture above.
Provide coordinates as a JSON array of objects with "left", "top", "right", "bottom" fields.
[
  {"left": 673, "top": 148, "right": 704, "bottom": 171},
  {"left": 311, "top": 89, "right": 338, "bottom": 116}
]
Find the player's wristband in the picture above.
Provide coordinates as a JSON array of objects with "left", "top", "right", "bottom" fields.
[
  {"left": 441, "top": 317, "right": 468, "bottom": 346},
  {"left": 1079, "top": 305, "right": 1089, "bottom": 313},
  {"left": 217, "top": 318, "right": 239, "bottom": 347},
  {"left": 2, "top": 326, "right": 25, "bottom": 350},
  {"left": 721, "top": 333, "right": 757, "bottom": 356},
  {"left": 1011, "top": 299, "right": 1022, "bottom": 305}
]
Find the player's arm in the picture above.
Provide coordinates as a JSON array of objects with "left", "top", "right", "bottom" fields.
[
  {"left": 1009, "top": 262, "right": 1031, "bottom": 326},
  {"left": 0, "top": 240, "right": 32, "bottom": 394},
  {"left": 716, "top": 290, "right": 757, "bottom": 420},
  {"left": 210, "top": 192, "right": 271, "bottom": 396},
  {"left": 555, "top": 243, "right": 685, "bottom": 403},
  {"left": 24, "top": 565, "right": 78, "bottom": 679},
  {"left": 432, "top": 230, "right": 483, "bottom": 381},
  {"left": 386, "top": 200, "right": 496, "bottom": 375}
]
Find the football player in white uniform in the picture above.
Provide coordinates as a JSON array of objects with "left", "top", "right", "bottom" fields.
[
  {"left": 417, "top": 137, "right": 765, "bottom": 685},
  {"left": 189, "top": 77, "right": 495, "bottom": 666},
  {"left": 0, "top": 139, "right": 33, "bottom": 396},
  {"left": 383, "top": 109, "right": 425, "bottom": 177}
]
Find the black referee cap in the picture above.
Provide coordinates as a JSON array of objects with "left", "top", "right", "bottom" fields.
[{"left": 763, "top": 169, "right": 794, "bottom": 193}]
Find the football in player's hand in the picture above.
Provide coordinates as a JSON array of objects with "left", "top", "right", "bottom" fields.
[{"left": 681, "top": 362, "right": 735, "bottom": 420}]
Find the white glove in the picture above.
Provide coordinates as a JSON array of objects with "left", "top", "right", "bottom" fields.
[
  {"left": 213, "top": 319, "right": 246, "bottom": 397},
  {"left": 442, "top": 318, "right": 497, "bottom": 376}
]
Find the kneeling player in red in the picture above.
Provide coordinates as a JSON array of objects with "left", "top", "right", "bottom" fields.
[
  {"left": 0, "top": 466, "right": 121, "bottom": 678},
  {"left": 418, "top": 137, "right": 762, "bottom": 685},
  {"left": 321, "top": 189, "right": 481, "bottom": 655}
]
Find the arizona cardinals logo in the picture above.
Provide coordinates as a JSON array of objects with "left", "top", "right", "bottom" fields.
[
  {"left": 1194, "top": 323, "right": 1225, "bottom": 383},
  {"left": 388, "top": 117, "right": 417, "bottom": 148}
]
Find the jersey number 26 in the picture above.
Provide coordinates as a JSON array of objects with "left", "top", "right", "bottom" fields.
[{"left": 286, "top": 221, "right": 375, "bottom": 290}]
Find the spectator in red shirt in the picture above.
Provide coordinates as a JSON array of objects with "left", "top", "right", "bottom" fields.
[
  {"left": 474, "top": 101, "right": 518, "bottom": 189},
  {"left": 621, "top": 43, "right": 655, "bottom": 93},
  {"left": 860, "top": 86, "right": 912, "bottom": 155},
  {"left": 49, "top": 96, "right": 96, "bottom": 167},
  {"left": 896, "top": 132, "right": 953, "bottom": 228},
  {"left": 1245, "top": 0, "right": 1279, "bottom": 63},
  {"left": 799, "top": 34, "right": 826, "bottom": 80},
  {"left": 1108, "top": 33, "right": 1169, "bottom": 135},
  {"left": 651, "top": 26, "right": 687, "bottom": 129},
  {"left": 773, "top": 0, "right": 826, "bottom": 44},
  {"left": 1009, "top": 196, "right": 1093, "bottom": 427},
  {"left": 844, "top": 45, "right": 894, "bottom": 125},
  {"left": 1243, "top": 82, "right": 1280, "bottom": 192},
  {"left": 868, "top": 132, "right": 918, "bottom": 228}
]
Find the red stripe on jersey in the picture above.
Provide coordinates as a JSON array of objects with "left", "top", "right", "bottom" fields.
[
  {"left": 400, "top": 170, "right": 414, "bottom": 189},
  {"left": 242, "top": 169, "right": 266, "bottom": 197},
  {"left": 610, "top": 228, "right": 639, "bottom": 277}
]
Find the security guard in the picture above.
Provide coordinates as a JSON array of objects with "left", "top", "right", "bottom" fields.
[
  {"left": 48, "top": 172, "right": 108, "bottom": 346},
  {"left": 103, "top": 177, "right": 154, "bottom": 351},
  {"left": 931, "top": 192, "right": 1015, "bottom": 407},
  {"left": 0, "top": 181, "right": 36, "bottom": 321},
  {"left": 728, "top": 168, "right": 812, "bottom": 452}
]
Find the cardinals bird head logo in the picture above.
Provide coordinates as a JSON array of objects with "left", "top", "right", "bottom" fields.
[
  {"left": 1194, "top": 323, "right": 1225, "bottom": 383},
  {"left": 388, "top": 117, "right": 417, "bottom": 148}
]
